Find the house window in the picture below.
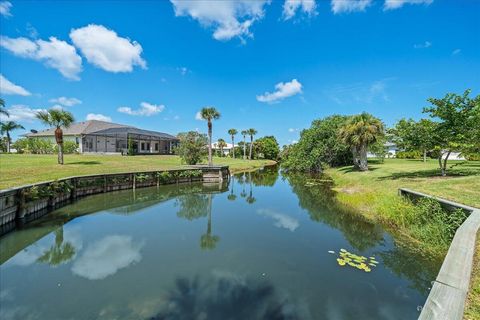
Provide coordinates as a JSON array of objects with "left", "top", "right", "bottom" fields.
[
  {"left": 146, "top": 143, "right": 150, "bottom": 150},
  {"left": 155, "top": 143, "right": 158, "bottom": 151},
  {"left": 141, "top": 142, "right": 145, "bottom": 150}
]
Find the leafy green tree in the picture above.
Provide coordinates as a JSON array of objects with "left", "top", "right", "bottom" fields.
[
  {"left": 282, "top": 115, "right": 352, "bottom": 172},
  {"left": 423, "top": 89, "right": 480, "bottom": 176},
  {"left": 200, "top": 107, "right": 221, "bottom": 166},
  {"left": 35, "top": 109, "right": 75, "bottom": 165},
  {"left": 0, "top": 121, "right": 25, "bottom": 153},
  {"left": 253, "top": 136, "right": 280, "bottom": 160},
  {"left": 227, "top": 128, "right": 238, "bottom": 158},
  {"left": 175, "top": 131, "right": 208, "bottom": 165},
  {"left": 0, "top": 98, "right": 9, "bottom": 117},
  {"left": 241, "top": 130, "right": 248, "bottom": 160},
  {"left": 339, "top": 112, "right": 384, "bottom": 171},
  {"left": 217, "top": 138, "right": 227, "bottom": 157},
  {"left": 389, "top": 118, "right": 437, "bottom": 162},
  {"left": 246, "top": 128, "right": 257, "bottom": 160}
]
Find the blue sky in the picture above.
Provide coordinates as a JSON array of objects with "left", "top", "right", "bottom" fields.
[{"left": 0, "top": 0, "right": 479, "bottom": 145}]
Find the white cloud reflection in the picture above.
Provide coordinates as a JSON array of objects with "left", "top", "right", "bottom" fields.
[
  {"left": 257, "top": 208, "right": 299, "bottom": 232},
  {"left": 72, "top": 235, "right": 143, "bottom": 280}
]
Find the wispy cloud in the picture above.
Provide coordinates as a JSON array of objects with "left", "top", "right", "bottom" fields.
[
  {"left": 452, "top": 48, "right": 461, "bottom": 56},
  {"left": 118, "top": 102, "right": 164, "bottom": 116},
  {"left": 170, "top": 0, "right": 269, "bottom": 42},
  {"left": 86, "top": 113, "right": 112, "bottom": 122},
  {"left": 326, "top": 78, "right": 394, "bottom": 105},
  {"left": 2, "top": 104, "right": 46, "bottom": 122},
  {"left": 49, "top": 96, "right": 82, "bottom": 107},
  {"left": 257, "top": 79, "right": 303, "bottom": 103},
  {"left": 0, "top": 74, "right": 31, "bottom": 96},
  {"left": 384, "top": 0, "right": 433, "bottom": 11},
  {"left": 0, "top": 1, "right": 12, "bottom": 17},
  {"left": 331, "top": 0, "right": 372, "bottom": 14},
  {"left": 283, "top": 0, "right": 317, "bottom": 20},
  {"left": 413, "top": 41, "right": 431, "bottom": 49},
  {"left": 257, "top": 208, "right": 299, "bottom": 232}
]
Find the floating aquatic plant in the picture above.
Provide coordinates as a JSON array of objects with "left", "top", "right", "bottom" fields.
[{"left": 334, "top": 248, "right": 379, "bottom": 273}]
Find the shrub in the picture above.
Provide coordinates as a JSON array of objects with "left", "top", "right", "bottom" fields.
[
  {"left": 157, "top": 171, "right": 173, "bottom": 183},
  {"left": 465, "top": 153, "right": 480, "bottom": 161},
  {"left": 174, "top": 131, "right": 208, "bottom": 165},
  {"left": 54, "top": 141, "right": 78, "bottom": 154},
  {"left": 396, "top": 150, "right": 422, "bottom": 159}
]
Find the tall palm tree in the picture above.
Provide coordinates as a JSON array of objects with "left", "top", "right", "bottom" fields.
[
  {"left": 241, "top": 130, "right": 247, "bottom": 160},
  {"left": 0, "top": 98, "right": 9, "bottom": 117},
  {"left": 200, "top": 107, "right": 221, "bottom": 166},
  {"left": 1, "top": 121, "right": 24, "bottom": 153},
  {"left": 36, "top": 109, "right": 75, "bottom": 165},
  {"left": 339, "top": 112, "right": 384, "bottom": 171},
  {"left": 247, "top": 128, "right": 257, "bottom": 160},
  {"left": 217, "top": 138, "right": 227, "bottom": 157},
  {"left": 227, "top": 128, "right": 238, "bottom": 158}
]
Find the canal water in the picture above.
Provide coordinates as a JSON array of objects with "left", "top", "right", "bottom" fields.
[{"left": 0, "top": 167, "right": 440, "bottom": 319}]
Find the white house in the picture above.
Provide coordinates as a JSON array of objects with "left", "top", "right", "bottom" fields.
[{"left": 211, "top": 142, "right": 238, "bottom": 156}]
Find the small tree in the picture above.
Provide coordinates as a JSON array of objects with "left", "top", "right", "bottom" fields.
[
  {"left": 1, "top": 121, "right": 25, "bottom": 153},
  {"left": 35, "top": 109, "right": 74, "bottom": 165},
  {"left": 175, "top": 131, "right": 208, "bottom": 165},
  {"left": 227, "top": 128, "right": 238, "bottom": 158},
  {"left": 217, "top": 138, "right": 227, "bottom": 157},
  {"left": 200, "top": 107, "right": 221, "bottom": 166},
  {"left": 254, "top": 136, "right": 280, "bottom": 160},
  {"left": 423, "top": 89, "right": 480, "bottom": 176}
]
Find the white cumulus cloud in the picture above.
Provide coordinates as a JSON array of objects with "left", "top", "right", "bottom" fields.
[
  {"left": 0, "top": 1, "right": 12, "bottom": 17},
  {"left": 3, "top": 104, "right": 46, "bottom": 122},
  {"left": 86, "top": 113, "right": 112, "bottom": 122},
  {"left": 0, "top": 36, "right": 82, "bottom": 80},
  {"left": 384, "top": 0, "right": 433, "bottom": 10},
  {"left": 195, "top": 111, "right": 204, "bottom": 120},
  {"left": 331, "top": 0, "right": 372, "bottom": 14},
  {"left": 414, "top": 41, "right": 431, "bottom": 49},
  {"left": 283, "top": 0, "right": 316, "bottom": 20},
  {"left": 257, "top": 209, "right": 299, "bottom": 232},
  {"left": 118, "top": 102, "right": 164, "bottom": 116},
  {"left": 0, "top": 74, "right": 31, "bottom": 96},
  {"left": 49, "top": 96, "right": 82, "bottom": 107},
  {"left": 257, "top": 79, "right": 303, "bottom": 103},
  {"left": 72, "top": 235, "right": 143, "bottom": 280},
  {"left": 70, "top": 24, "right": 146, "bottom": 73},
  {"left": 170, "top": 0, "right": 269, "bottom": 41}
]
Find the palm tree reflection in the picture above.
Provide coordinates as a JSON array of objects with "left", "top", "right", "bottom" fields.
[
  {"left": 37, "top": 227, "right": 75, "bottom": 266},
  {"left": 200, "top": 194, "right": 219, "bottom": 250}
]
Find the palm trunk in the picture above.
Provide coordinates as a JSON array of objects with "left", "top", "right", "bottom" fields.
[
  {"left": 207, "top": 121, "right": 212, "bottom": 166},
  {"left": 243, "top": 136, "right": 246, "bottom": 160},
  {"left": 6, "top": 132, "right": 10, "bottom": 153},
  {"left": 55, "top": 127, "right": 64, "bottom": 165},
  {"left": 249, "top": 136, "right": 253, "bottom": 160},
  {"left": 358, "top": 144, "right": 368, "bottom": 171},
  {"left": 58, "top": 143, "right": 64, "bottom": 165},
  {"left": 352, "top": 146, "right": 360, "bottom": 169},
  {"left": 231, "top": 136, "right": 235, "bottom": 159},
  {"left": 423, "top": 149, "right": 427, "bottom": 163}
]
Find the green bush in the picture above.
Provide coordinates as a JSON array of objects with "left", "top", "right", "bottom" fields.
[
  {"left": 396, "top": 150, "right": 422, "bottom": 159},
  {"left": 13, "top": 138, "right": 78, "bottom": 154},
  {"left": 465, "top": 153, "right": 480, "bottom": 161},
  {"left": 54, "top": 141, "right": 79, "bottom": 154}
]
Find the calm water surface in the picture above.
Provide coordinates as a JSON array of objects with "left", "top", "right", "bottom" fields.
[{"left": 0, "top": 168, "right": 440, "bottom": 319}]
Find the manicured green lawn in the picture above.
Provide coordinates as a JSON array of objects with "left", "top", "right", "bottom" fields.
[{"left": 0, "top": 154, "right": 276, "bottom": 189}]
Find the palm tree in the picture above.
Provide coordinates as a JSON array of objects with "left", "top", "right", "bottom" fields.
[
  {"left": 227, "top": 128, "right": 238, "bottom": 158},
  {"left": 217, "top": 138, "right": 227, "bottom": 157},
  {"left": 0, "top": 98, "right": 9, "bottom": 117},
  {"left": 227, "top": 178, "right": 237, "bottom": 201},
  {"left": 200, "top": 107, "right": 221, "bottom": 166},
  {"left": 200, "top": 194, "right": 220, "bottom": 250},
  {"left": 247, "top": 128, "right": 257, "bottom": 160},
  {"left": 0, "top": 121, "right": 24, "bottom": 153},
  {"left": 36, "top": 109, "right": 75, "bottom": 165},
  {"left": 246, "top": 172, "right": 256, "bottom": 204},
  {"left": 339, "top": 112, "right": 384, "bottom": 171},
  {"left": 241, "top": 130, "right": 247, "bottom": 160}
]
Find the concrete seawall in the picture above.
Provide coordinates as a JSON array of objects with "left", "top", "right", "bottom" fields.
[
  {"left": 398, "top": 188, "right": 480, "bottom": 320},
  {"left": 0, "top": 166, "right": 230, "bottom": 235}
]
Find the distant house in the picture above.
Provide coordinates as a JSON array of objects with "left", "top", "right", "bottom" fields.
[
  {"left": 367, "top": 142, "right": 399, "bottom": 158},
  {"left": 211, "top": 142, "right": 238, "bottom": 156},
  {"left": 26, "top": 120, "right": 179, "bottom": 155}
]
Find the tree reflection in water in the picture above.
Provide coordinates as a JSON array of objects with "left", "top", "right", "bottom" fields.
[
  {"left": 37, "top": 227, "right": 75, "bottom": 266},
  {"left": 150, "top": 274, "right": 306, "bottom": 320},
  {"left": 200, "top": 194, "right": 219, "bottom": 250}
]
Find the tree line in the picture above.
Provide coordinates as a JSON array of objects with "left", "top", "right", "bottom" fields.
[{"left": 282, "top": 89, "right": 480, "bottom": 176}]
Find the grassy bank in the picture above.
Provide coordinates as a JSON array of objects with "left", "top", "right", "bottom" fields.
[
  {"left": 325, "top": 158, "right": 479, "bottom": 318},
  {"left": 0, "top": 154, "right": 276, "bottom": 189}
]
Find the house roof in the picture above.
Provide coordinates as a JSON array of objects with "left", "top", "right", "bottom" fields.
[{"left": 26, "top": 120, "right": 177, "bottom": 140}]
